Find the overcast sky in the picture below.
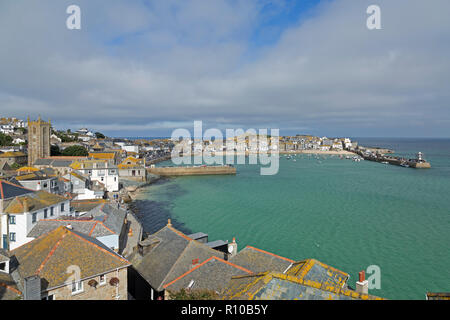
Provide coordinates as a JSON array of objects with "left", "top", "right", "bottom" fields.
[{"left": 0, "top": 0, "right": 449, "bottom": 137}]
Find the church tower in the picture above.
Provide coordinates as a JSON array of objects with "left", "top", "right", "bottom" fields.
[{"left": 27, "top": 116, "right": 51, "bottom": 166}]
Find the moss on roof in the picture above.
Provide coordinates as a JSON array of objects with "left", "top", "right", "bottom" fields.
[
  {"left": 12, "top": 226, "right": 129, "bottom": 290},
  {"left": 3, "top": 190, "right": 68, "bottom": 214}
]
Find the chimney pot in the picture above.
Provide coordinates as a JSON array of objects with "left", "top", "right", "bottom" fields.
[{"left": 359, "top": 270, "right": 365, "bottom": 282}]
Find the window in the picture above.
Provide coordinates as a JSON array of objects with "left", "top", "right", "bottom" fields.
[
  {"left": 44, "top": 209, "right": 48, "bottom": 219},
  {"left": 32, "top": 212, "right": 37, "bottom": 223},
  {"left": 42, "top": 294, "right": 55, "bottom": 300},
  {"left": 43, "top": 183, "right": 48, "bottom": 188},
  {"left": 71, "top": 281, "right": 83, "bottom": 294},
  {"left": 50, "top": 207, "right": 54, "bottom": 216},
  {"left": 10, "top": 233, "right": 16, "bottom": 242},
  {"left": 9, "top": 215, "right": 16, "bottom": 225},
  {"left": 61, "top": 203, "right": 65, "bottom": 212},
  {"left": 0, "top": 262, "right": 6, "bottom": 272},
  {"left": 99, "top": 274, "right": 106, "bottom": 285}
]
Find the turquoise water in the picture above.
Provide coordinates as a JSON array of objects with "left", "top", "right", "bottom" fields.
[{"left": 133, "top": 138, "right": 450, "bottom": 299}]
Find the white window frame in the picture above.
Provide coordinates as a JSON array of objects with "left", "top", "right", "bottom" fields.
[
  {"left": 71, "top": 280, "right": 83, "bottom": 295},
  {"left": 99, "top": 274, "right": 106, "bottom": 285}
]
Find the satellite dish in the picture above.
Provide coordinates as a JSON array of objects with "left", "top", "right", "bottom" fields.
[{"left": 228, "top": 245, "right": 234, "bottom": 254}]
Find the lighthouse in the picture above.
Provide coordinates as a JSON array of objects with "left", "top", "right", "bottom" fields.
[{"left": 416, "top": 152, "right": 424, "bottom": 162}]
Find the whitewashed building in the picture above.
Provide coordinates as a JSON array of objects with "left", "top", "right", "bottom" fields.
[{"left": 0, "top": 180, "right": 71, "bottom": 250}]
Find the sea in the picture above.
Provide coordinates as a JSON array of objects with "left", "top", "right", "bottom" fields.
[{"left": 131, "top": 138, "right": 450, "bottom": 300}]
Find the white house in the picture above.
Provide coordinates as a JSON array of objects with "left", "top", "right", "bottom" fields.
[
  {"left": 63, "top": 170, "right": 105, "bottom": 200},
  {"left": 72, "top": 160, "right": 119, "bottom": 192},
  {"left": 121, "top": 144, "right": 140, "bottom": 154},
  {"left": 0, "top": 125, "right": 14, "bottom": 135},
  {"left": 0, "top": 180, "right": 71, "bottom": 250}
]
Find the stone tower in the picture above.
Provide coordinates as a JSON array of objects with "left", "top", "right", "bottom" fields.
[{"left": 27, "top": 116, "right": 51, "bottom": 166}]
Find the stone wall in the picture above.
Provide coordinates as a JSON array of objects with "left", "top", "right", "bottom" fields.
[{"left": 46, "top": 267, "right": 128, "bottom": 300}]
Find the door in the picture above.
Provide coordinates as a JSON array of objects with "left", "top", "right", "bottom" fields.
[{"left": 2, "top": 235, "right": 7, "bottom": 250}]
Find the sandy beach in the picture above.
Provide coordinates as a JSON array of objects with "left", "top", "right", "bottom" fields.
[{"left": 187, "top": 150, "right": 356, "bottom": 157}]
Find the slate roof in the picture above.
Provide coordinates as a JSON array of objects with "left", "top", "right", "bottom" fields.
[
  {"left": 221, "top": 270, "right": 384, "bottom": 300},
  {"left": 0, "top": 272, "right": 21, "bottom": 300},
  {"left": 33, "top": 158, "right": 53, "bottom": 166},
  {"left": 163, "top": 256, "right": 253, "bottom": 293},
  {"left": 229, "top": 246, "right": 295, "bottom": 274},
  {"left": 0, "top": 249, "right": 10, "bottom": 262},
  {"left": 33, "top": 158, "right": 80, "bottom": 167},
  {"left": 2, "top": 190, "right": 67, "bottom": 214},
  {"left": 15, "top": 170, "right": 57, "bottom": 181},
  {"left": 0, "top": 179, "right": 35, "bottom": 200},
  {"left": 0, "top": 160, "right": 11, "bottom": 171},
  {"left": 206, "top": 240, "right": 228, "bottom": 248},
  {"left": 51, "top": 160, "right": 74, "bottom": 167},
  {"left": 27, "top": 219, "right": 115, "bottom": 238},
  {"left": 71, "top": 199, "right": 108, "bottom": 212},
  {"left": 130, "top": 223, "right": 225, "bottom": 292},
  {"left": 11, "top": 226, "right": 130, "bottom": 290},
  {"left": 285, "top": 259, "right": 349, "bottom": 289},
  {"left": 88, "top": 203, "right": 127, "bottom": 235}
]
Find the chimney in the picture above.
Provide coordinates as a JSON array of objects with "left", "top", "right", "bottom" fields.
[
  {"left": 22, "top": 197, "right": 29, "bottom": 213},
  {"left": 356, "top": 270, "right": 369, "bottom": 295},
  {"left": 227, "top": 237, "right": 238, "bottom": 259},
  {"left": 24, "top": 275, "right": 41, "bottom": 300},
  {"left": 167, "top": 219, "right": 172, "bottom": 227},
  {"left": 36, "top": 182, "right": 41, "bottom": 191}
]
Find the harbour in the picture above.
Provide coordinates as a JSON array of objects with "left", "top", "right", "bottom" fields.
[
  {"left": 132, "top": 137, "right": 450, "bottom": 300},
  {"left": 147, "top": 164, "right": 236, "bottom": 176}
]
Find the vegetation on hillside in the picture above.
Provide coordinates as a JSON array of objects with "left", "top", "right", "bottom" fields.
[
  {"left": 0, "top": 133, "right": 13, "bottom": 146},
  {"left": 61, "top": 145, "right": 88, "bottom": 156}
]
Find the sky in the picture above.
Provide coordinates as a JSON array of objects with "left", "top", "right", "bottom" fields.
[{"left": 0, "top": 0, "right": 449, "bottom": 138}]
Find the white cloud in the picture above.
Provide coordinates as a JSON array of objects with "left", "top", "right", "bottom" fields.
[{"left": 0, "top": 0, "right": 449, "bottom": 137}]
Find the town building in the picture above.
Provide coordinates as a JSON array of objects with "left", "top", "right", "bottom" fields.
[
  {"left": 0, "top": 151, "right": 27, "bottom": 166},
  {"left": 33, "top": 157, "right": 87, "bottom": 175},
  {"left": 9, "top": 226, "right": 130, "bottom": 300},
  {"left": 128, "top": 220, "right": 230, "bottom": 300},
  {"left": 118, "top": 156, "right": 147, "bottom": 182},
  {"left": 0, "top": 180, "right": 71, "bottom": 250},
  {"left": 63, "top": 170, "right": 105, "bottom": 200},
  {"left": 221, "top": 258, "right": 384, "bottom": 300},
  {"left": 89, "top": 151, "right": 121, "bottom": 165},
  {"left": 163, "top": 256, "right": 252, "bottom": 297},
  {"left": 70, "top": 160, "right": 119, "bottom": 192},
  {"left": 27, "top": 117, "right": 51, "bottom": 166},
  {"left": 15, "top": 169, "right": 61, "bottom": 194},
  {"left": 27, "top": 202, "right": 128, "bottom": 253}
]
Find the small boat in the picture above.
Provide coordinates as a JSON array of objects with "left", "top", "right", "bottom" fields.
[{"left": 381, "top": 161, "right": 389, "bottom": 164}]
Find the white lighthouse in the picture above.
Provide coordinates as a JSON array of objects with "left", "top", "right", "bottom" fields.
[{"left": 416, "top": 152, "right": 424, "bottom": 162}]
